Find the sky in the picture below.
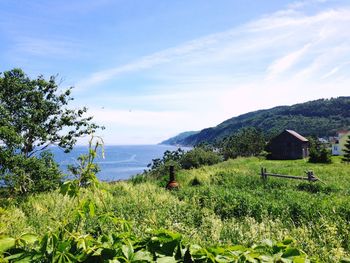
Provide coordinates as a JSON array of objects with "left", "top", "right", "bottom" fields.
[{"left": 1, "top": 0, "right": 350, "bottom": 144}]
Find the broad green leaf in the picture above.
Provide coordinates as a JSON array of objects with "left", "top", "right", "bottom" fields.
[
  {"left": 20, "top": 233, "right": 38, "bottom": 245},
  {"left": 282, "top": 237, "right": 294, "bottom": 245},
  {"left": 260, "top": 239, "right": 273, "bottom": 247},
  {"left": 156, "top": 256, "right": 177, "bottom": 263},
  {"left": 292, "top": 256, "right": 309, "bottom": 263},
  {"left": 0, "top": 237, "right": 16, "bottom": 252},
  {"left": 282, "top": 248, "right": 301, "bottom": 258},
  {"left": 133, "top": 250, "right": 153, "bottom": 262},
  {"left": 121, "top": 243, "right": 134, "bottom": 260},
  {"left": 215, "top": 254, "right": 232, "bottom": 263}
]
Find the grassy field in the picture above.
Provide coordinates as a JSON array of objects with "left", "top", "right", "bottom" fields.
[{"left": 1, "top": 157, "right": 350, "bottom": 262}]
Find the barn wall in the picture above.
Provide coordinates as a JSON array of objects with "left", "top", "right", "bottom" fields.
[{"left": 268, "top": 131, "right": 309, "bottom": 160}]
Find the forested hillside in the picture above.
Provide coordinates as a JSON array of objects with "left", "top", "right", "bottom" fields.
[
  {"left": 163, "top": 97, "right": 350, "bottom": 146},
  {"left": 160, "top": 131, "right": 198, "bottom": 145}
]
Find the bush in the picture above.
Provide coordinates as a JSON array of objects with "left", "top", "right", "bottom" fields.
[
  {"left": 219, "top": 127, "right": 265, "bottom": 160},
  {"left": 180, "top": 148, "right": 221, "bottom": 169},
  {"left": 309, "top": 147, "right": 332, "bottom": 163},
  {"left": 145, "top": 147, "right": 221, "bottom": 181},
  {"left": 308, "top": 137, "right": 332, "bottom": 163},
  {"left": 1, "top": 151, "right": 63, "bottom": 195}
]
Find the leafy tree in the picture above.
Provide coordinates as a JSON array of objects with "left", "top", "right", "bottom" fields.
[
  {"left": 342, "top": 135, "right": 350, "bottom": 163},
  {"left": 219, "top": 127, "right": 265, "bottom": 160},
  {"left": 180, "top": 147, "right": 221, "bottom": 169},
  {"left": 2, "top": 151, "right": 62, "bottom": 195},
  {"left": 308, "top": 137, "right": 332, "bottom": 164},
  {"left": 0, "top": 68, "right": 102, "bottom": 194},
  {"left": 146, "top": 148, "right": 185, "bottom": 181},
  {"left": 147, "top": 148, "right": 185, "bottom": 171}
]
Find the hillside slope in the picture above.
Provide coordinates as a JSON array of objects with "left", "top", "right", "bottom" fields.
[
  {"left": 164, "top": 97, "right": 350, "bottom": 146},
  {"left": 160, "top": 131, "right": 198, "bottom": 145}
]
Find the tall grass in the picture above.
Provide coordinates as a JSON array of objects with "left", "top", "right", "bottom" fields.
[{"left": 1, "top": 157, "right": 350, "bottom": 261}]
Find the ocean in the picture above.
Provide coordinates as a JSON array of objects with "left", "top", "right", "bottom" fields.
[{"left": 51, "top": 144, "right": 189, "bottom": 181}]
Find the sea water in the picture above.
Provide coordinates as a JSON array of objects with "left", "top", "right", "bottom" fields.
[{"left": 51, "top": 145, "right": 189, "bottom": 181}]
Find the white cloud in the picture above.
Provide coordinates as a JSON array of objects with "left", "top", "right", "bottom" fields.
[
  {"left": 77, "top": 6, "right": 350, "bottom": 88},
  {"left": 266, "top": 43, "right": 312, "bottom": 80},
  {"left": 13, "top": 36, "right": 81, "bottom": 57},
  {"left": 287, "top": 0, "right": 328, "bottom": 10},
  {"left": 75, "top": 2, "right": 350, "bottom": 143}
]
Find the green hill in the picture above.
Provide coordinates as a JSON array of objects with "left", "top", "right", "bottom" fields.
[
  {"left": 164, "top": 96, "right": 350, "bottom": 146},
  {"left": 160, "top": 131, "right": 198, "bottom": 145}
]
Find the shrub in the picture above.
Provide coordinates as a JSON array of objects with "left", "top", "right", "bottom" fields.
[
  {"left": 307, "top": 136, "right": 331, "bottom": 163},
  {"left": 180, "top": 147, "right": 221, "bottom": 169},
  {"left": 145, "top": 147, "right": 221, "bottom": 181},
  {"left": 219, "top": 127, "right": 265, "bottom": 160},
  {"left": 1, "top": 151, "right": 63, "bottom": 195},
  {"left": 308, "top": 145, "right": 332, "bottom": 164}
]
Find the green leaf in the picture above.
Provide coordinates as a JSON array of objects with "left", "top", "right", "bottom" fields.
[
  {"left": 0, "top": 237, "right": 16, "bottom": 252},
  {"left": 20, "top": 233, "right": 38, "bottom": 245},
  {"left": 8, "top": 256, "right": 33, "bottom": 263},
  {"left": 60, "top": 181, "right": 79, "bottom": 198},
  {"left": 156, "top": 256, "right": 177, "bottom": 263},
  {"left": 133, "top": 250, "right": 153, "bottom": 262},
  {"left": 88, "top": 201, "right": 95, "bottom": 217},
  {"left": 121, "top": 243, "right": 134, "bottom": 260},
  {"left": 282, "top": 248, "right": 301, "bottom": 258},
  {"left": 282, "top": 237, "right": 294, "bottom": 245},
  {"left": 291, "top": 256, "right": 309, "bottom": 263}
]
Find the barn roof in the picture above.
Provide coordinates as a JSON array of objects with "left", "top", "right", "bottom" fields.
[{"left": 285, "top": 130, "right": 308, "bottom": 142}]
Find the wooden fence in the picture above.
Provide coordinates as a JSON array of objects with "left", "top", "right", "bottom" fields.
[{"left": 260, "top": 167, "right": 319, "bottom": 182}]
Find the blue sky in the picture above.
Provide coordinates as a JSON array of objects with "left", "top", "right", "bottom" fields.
[{"left": 1, "top": 0, "right": 350, "bottom": 144}]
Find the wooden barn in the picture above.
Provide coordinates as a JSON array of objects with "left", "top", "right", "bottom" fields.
[{"left": 267, "top": 130, "right": 309, "bottom": 160}]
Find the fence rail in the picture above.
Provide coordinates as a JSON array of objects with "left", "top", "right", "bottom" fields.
[{"left": 260, "top": 168, "right": 319, "bottom": 182}]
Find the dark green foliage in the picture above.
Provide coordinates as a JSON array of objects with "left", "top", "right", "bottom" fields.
[
  {"left": 146, "top": 148, "right": 185, "bottom": 181},
  {"left": 0, "top": 68, "right": 101, "bottom": 156},
  {"left": 146, "top": 147, "right": 221, "bottom": 180},
  {"left": 180, "top": 147, "right": 221, "bottom": 169},
  {"left": 0, "top": 68, "right": 101, "bottom": 194},
  {"left": 165, "top": 97, "right": 350, "bottom": 146},
  {"left": 190, "top": 177, "right": 201, "bottom": 186},
  {"left": 147, "top": 148, "right": 185, "bottom": 171},
  {"left": 342, "top": 135, "right": 350, "bottom": 163},
  {"left": 1, "top": 151, "right": 62, "bottom": 195},
  {"left": 309, "top": 148, "right": 332, "bottom": 163},
  {"left": 219, "top": 127, "right": 265, "bottom": 160},
  {"left": 308, "top": 137, "right": 332, "bottom": 163}
]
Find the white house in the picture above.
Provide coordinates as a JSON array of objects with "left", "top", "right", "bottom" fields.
[
  {"left": 331, "top": 130, "right": 350, "bottom": 155},
  {"left": 332, "top": 140, "right": 341, "bottom": 155}
]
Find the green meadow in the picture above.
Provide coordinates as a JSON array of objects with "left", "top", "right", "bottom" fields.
[{"left": 1, "top": 157, "right": 350, "bottom": 262}]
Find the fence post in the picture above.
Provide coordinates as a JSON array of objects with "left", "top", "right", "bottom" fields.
[
  {"left": 261, "top": 167, "right": 267, "bottom": 180},
  {"left": 307, "top": 170, "right": 314, "bottom": 182}
]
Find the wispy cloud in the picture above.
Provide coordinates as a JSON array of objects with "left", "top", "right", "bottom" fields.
[
  {"left": 74, "top": 1, "right": 350, "bottom": 143},
  {"left": 287, "top": 0, "right": 328, "bottom": 10},
  {"left": 77, "top": 4, "right": 350, "bottom": 90},
  {"left": 266, "top": 43, "right": 312, "bottom": 80},
  {"left": 13, "top": 36, "right": 81, "bottom": 57}
]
